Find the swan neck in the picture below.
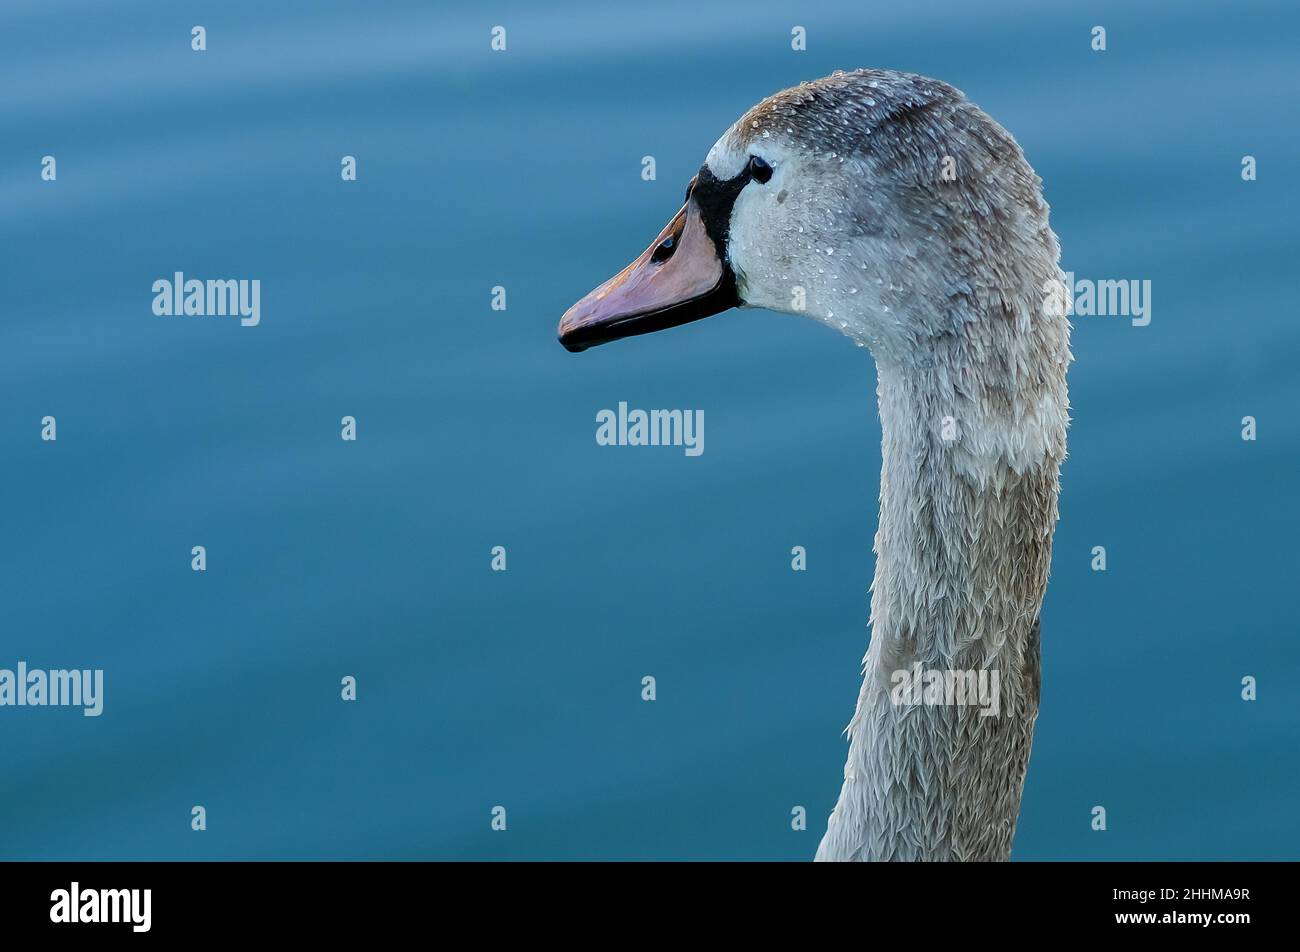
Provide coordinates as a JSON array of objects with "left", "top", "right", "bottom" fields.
[{"left": 816, "top": 339, "right": 1067, "bottom": 861}]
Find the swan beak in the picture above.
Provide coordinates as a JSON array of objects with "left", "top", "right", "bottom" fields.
[{"left": 558, "top": 199, "right": 738, "bottom": 352}]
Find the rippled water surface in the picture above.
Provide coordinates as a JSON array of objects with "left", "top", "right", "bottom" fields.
[{"left": 2, "top": 0, "right": 1297, "bottom": 858}]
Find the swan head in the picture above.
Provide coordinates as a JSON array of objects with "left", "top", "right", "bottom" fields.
[{"left": 558, "top": 68, "right": 1062, "bottom": 368}]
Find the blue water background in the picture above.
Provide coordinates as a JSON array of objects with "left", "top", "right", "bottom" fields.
[{"left": 2, "top": 0, "right": 1297, "bottom": 858}]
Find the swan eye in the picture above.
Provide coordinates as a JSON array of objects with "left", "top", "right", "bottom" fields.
[{"left": 747, "top": 155, "right": 773, "bottom": 184}]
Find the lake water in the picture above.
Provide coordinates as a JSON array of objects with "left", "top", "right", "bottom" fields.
[{"left": 2, "top": 0, "right": 1297, "bottom": 859}]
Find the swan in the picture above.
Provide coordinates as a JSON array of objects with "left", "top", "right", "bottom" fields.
[{"left": 557, "top": 69, "right": 1071, "bottom": 861}]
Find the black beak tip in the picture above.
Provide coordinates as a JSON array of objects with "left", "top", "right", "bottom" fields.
[{"left": 558, "top": 329, "right": 589, "bottom": 353}]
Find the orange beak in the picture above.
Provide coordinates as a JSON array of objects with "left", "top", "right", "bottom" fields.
[{"left": 558, "top": 198, "right": 738, "bottom": 352}]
